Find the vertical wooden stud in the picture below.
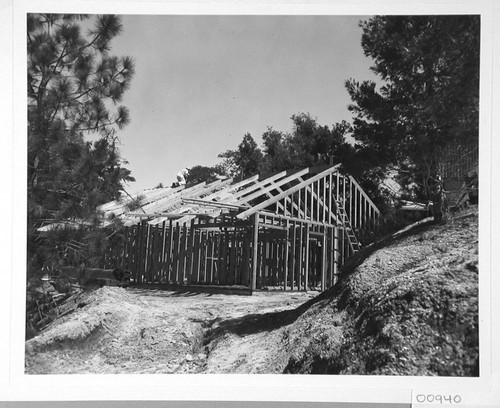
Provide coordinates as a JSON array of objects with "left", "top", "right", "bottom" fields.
[{"left": 251, "top": 213, "right": 259, "bottom": 291}]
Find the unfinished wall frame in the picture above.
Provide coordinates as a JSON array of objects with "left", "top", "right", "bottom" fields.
[{"left": 110, "top": 165, "right": 383, "bottom": 292}]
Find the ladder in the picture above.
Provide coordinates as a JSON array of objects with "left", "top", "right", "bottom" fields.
[{"left": 334, "top": 198, "right": 361, "bottom": 254}]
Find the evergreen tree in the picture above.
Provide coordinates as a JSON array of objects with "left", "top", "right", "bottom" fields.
[
  {"left": 27, "top": 14, "right": 135, "bottom": 272},
  {"left": 346, "top": 15, "right": 480, "bottom": 221},
  {"left": 185, "top": 165, "right": 226, "bottom": 185},
  {"left": 218, "top": 133, "right": 263, "bottom": 180}
]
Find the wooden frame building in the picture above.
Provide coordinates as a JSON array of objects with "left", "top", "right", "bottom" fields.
[{"left": 102, "top": 165, "right": 383, "bottom": 292}]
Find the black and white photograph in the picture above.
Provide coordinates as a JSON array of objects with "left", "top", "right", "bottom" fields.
[{"left": 2, "top": 0, "right": 499, "bottom": 406}]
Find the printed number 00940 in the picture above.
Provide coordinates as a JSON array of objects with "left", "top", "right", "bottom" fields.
[{"left": 415, "top": 394, "right": 462, "bottom": 404}]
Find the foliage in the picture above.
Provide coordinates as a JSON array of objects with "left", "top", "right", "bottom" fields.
[
  {"left": 125, "top": 194, "right": 145, "bottom": 212},
  {"left": 214, "top": 114, "right": 354, "bottom": 182},
  {"left": 345, "top": 15, "right": 480, "bottom": 221},
  {"left": 259, "top": 114, "right": 354, "bottom": 174},
  {"left": 185, "top": 165, "right": 226, "bottom": 186},
  {"left": 218, "top": 133, "right": 263, "bottom": 180},
  {"left": 27, "top": 14, "right": 135, "bottom": 274}
]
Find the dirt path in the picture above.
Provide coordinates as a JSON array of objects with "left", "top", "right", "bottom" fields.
[{"left": 25, "top": 288, "right": 320, "bottom": 374}]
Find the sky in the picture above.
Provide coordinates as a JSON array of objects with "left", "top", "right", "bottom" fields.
[{"left": 107, "top": 15, "right": 378, "bottom": 194}]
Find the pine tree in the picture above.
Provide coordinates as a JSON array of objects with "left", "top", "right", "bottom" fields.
[
  {"left": 346, "top": 15, "right": 480, "bottom": 221},
  {"left": 27, "top": 14, "right": 135, "bottom": 272}
]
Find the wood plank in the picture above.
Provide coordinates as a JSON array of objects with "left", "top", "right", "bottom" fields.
[
  {"left": 208, "top": 232, "right": 215, "bottom": 283},
  {"left": 195, "top": 229, "right": 202, "bottom": 283},
  {"left": 229, "top": 229, "right": 237, "bottom": 285},
  {"left": 180, "top": 223, "right": 188, "bottom": 283},
  {"left": 187, "top": 219, "right": 196, "bottom": 284},
  {"left": 303, "top": 177, "right": 338, "bottom": 225},
  {"left": 333, "top": 226, "right": 339, "bottom": 284},
  {"left": 321, "top": 230, "right": 327, "bottom": 291},
  {"left": 160, "top": 221, "right": 168, "bottom": 282},
  {"left": 297, "top": 222, "right": 303, "bottom": 291},
  {"left": 349, "top": 177, "right": 353, "bottom": 228},
  {"left": 304, "top": 224, "right": 310, "bottom": 291},
  {"left": 149, "top": 224, "right": 158, "bottom": 282},
  {"left": 241, "top": 231, "right": 250, "bottom": 286},
  {"left": 219, "top": 229, "right": 229, "bottom": 285},
  {"left": 166, "top": 220, "right": 174, "bottom": 282},
  {"left": 236, "top": 165, "right": 342, "bottom": 219},
  {"left": 204, "top": 232, "right": 210, "bottom": 283},
  {"left": 284, "top": 219, "right": 289, "bottom": 290},
  {"left": 136, "top": 221, "right": 145, "bottom": 283},
  {"left": 290, "top": 221, "right": 297, "bottom": 290},
  {"left": 172, "top": 223, "right": 181, "bottom": 284},
  {"left": 181, "top": 198, "right": 246, "bottom": 210},
  {"left": 235, "top": 168, "right": 311, "bottom": 208},
  {"left": 336, "top": 172, "right": 339, "bottom": 202},
  {"left": 354, "top": 186, "right": 358, "bottom": 229},
  {"left": 251, "top": 213, "right": 259, "bottom": 291},
  {"left": 348, "top": 175, "right": 381, "bottom": 216}
]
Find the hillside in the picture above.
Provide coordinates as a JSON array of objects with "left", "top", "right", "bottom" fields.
[{"left": 25, "top": 207, "right": 479, "bottom": 376}]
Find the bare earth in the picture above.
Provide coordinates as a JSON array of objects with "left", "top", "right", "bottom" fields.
[{"left": 25, "top": 288, "right": 329, "bottom": 374}]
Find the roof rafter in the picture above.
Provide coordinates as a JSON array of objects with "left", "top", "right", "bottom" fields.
[
  {"left": 234, "top": 168, "right": 311, "bottom": 206},
  {"left": 236, "top": 164, "right": 341, "bottom": 220}
]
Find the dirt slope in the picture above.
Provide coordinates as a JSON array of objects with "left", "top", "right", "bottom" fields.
[
  {"left": 25, "top": 207, "right": 479, "bottom": 375},
  {"left": 285, "top": 208, "right": 479, "bottom": 375}
]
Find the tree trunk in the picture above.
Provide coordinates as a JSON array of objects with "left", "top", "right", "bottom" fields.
[{"left": 432, "top": 180, "right": 449, "bottom": 223}]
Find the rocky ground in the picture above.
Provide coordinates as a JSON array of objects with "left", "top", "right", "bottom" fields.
[{"left": 25, "top": 207, "right": 479, "bottom": 376}]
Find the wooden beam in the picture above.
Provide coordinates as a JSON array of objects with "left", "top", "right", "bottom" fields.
[
  {"left": 147, "top": 178, "right": 232, "bottom": 224},
  {"left": 221, "top": 171, "right": 289, "bottom": 203},
  {"left": 298, "top": 176, "right": 338, "bottom": 225},
  {"left": 251, "top": 213, "right": 259, "bottom": 291},
  {"left": 348, "top": 175, "right": 381, "bottom": 216},
  {"left": 234, "top": 168, "right": 311, "bottom": 207},
  {"left": 181, "top": 198, "right": 246, "bottom": 210},
  {"left": 236, "top": 165, "right": 341, "bottom": 220},
  {"left": 127, "top": 211, "right": 212, "bottom": 218},
  {"left": 321, "top": 230, "right": 327, "bottom": 291},
  {"left": 284, "top": 219, "right": 289, "bottom": 290},
  {"left": 290, "top": 221, "right": 297, "bottom": 290},
  {"left": 257, "top": 210, "right": 337, "bottom": 229},
  {"left": 304, "top": 224, "right": 310, "bottom": 291}
]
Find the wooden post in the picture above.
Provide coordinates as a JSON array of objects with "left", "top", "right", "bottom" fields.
[
  {"left": 298, "top": 222, "right": 303, "bottom": 291},
  {"left": 316, "top": 180, "right": 320, "bottom": 223},
  {"left": 187, "top": 219, "right": 196, "bottom": 284},
  {"left": 251, "top": 213, "right": 259, "bottom": 291},
  {"left": 160, "top": 221, "right": 167, "bottom": 282},
  {"left": 195, "top": 229, "right": 202, "bottom": 283},
  {"left": 229, "top": 228, "right": 237, "bottom": 285},
  {"left": 334, "top": 226, "right": 339, "bottom": 284},
  {"left": 181, "top": 223, "right": 189, "bottom": 283},
  {"left": 290, "top": 220, "right": 297, "bottom": 290},
  {"left": 349, "top": 178, "right": 353, "bottom": 227},
  {"left": 321, "top": 229, "right": 327, "bottom": 291},
  {"left": 284, "top": 219, "right": 289, "bottom": 290},
  {"left": 219, "top": 228, "right": 229, "bottom": 285},
  {"left": 242, "top": 230, "right": 250, "bottom": 286},
  {"left": 174, "top": 223, "right": 182, "bottom": 284},
  {"left": 354, "top": 187, "right": 358, "bottom": 229},
  {"left": 304, "top": 224, "right": 310, "bottom": 291},
  {"left": 151, "top": 224, "right": 159, "bottom": 282},
  {"left": 205, "top": 232, "right": 212, "bottom": 283},
  {"left": 328, "top": 227, "right": 334, "bottom": 287},
  {"left": 136, "top": 222, "right": 145, "bottom": 283},
  {"left": 165, "top": 220, "right": 173, "bottom": 282}
]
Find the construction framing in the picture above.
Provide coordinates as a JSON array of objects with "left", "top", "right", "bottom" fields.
[{"left": 104, "top": 164, "right": 383, "bottom": 292}]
